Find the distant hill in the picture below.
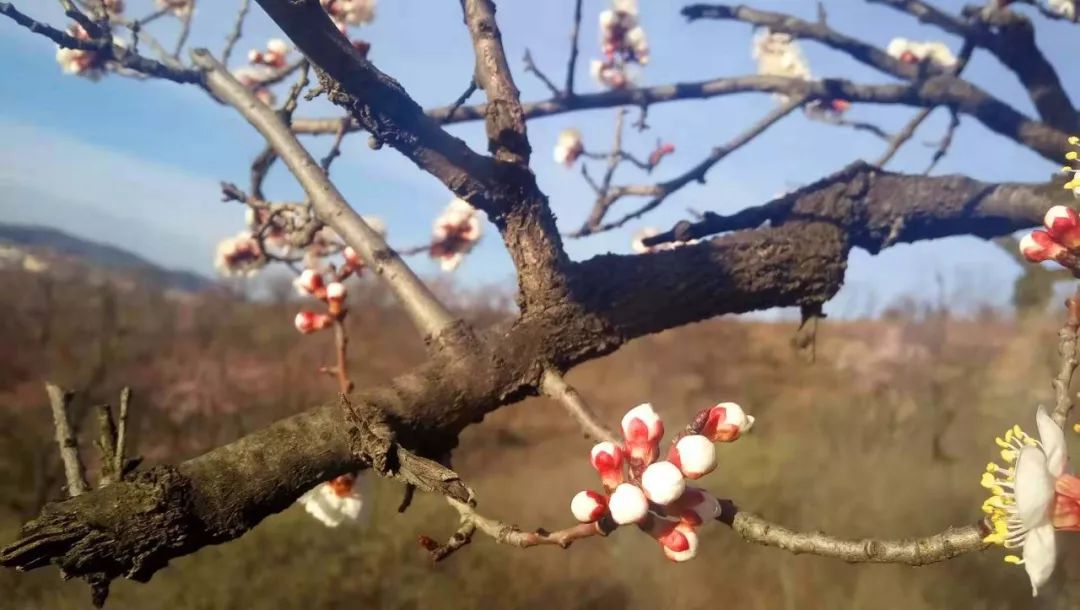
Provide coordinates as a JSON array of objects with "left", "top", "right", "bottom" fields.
[{"left": 0, "top": 223, "right": 211, "bottom": 293}]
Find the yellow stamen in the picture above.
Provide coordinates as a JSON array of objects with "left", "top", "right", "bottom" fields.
[
  {"left": 1070, "top": 136, "right": 1080, "bottom": 146},
  {"left": 1004, "top": 555, "right": 1023, "bottom": 565},
  {"left": 1001, "top": 449, "right": 1018, "bottom": 463},
  {"left": 1067, "top": 152, "right": 1078, "bottom": 161}
]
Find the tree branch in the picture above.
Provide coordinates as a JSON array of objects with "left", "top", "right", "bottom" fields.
[
  {"left": 191, "top": 49, "right": 458, "bottom": 340},
  {"left": 293, "top": 73, "right": 1071, "bottom": 163},
  {"left": 44, "top": 383, "right": 89, "bottom": 497}
]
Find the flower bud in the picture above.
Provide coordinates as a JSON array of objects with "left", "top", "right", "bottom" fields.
[
  {"left": 659, "top": 523, "right": 699, "bottom": 562},
  {"left": 343, "top": 246, "right": 364, "bottom": 271},
  {"left": 295, "top": 269, "right": 326, "bottom": 298},
  {"left": 1020, "top": 230, "right": 1066, "bottom": 263},
  {"left": 294, "top": 311, "right": 333, "bottom": 334},
  {"left": 640, "top": 461, "right": 686, "bottom": 505},
  {"left": 667, "top": 435, "right": 717, "bottom": 479},
  {"left": 590, "top": 441, "right": 625, "bottom": 492},
  {"left": 570, "top": 490, "right": 608, "bottom": 523},
  {"left": 1044, "top": 206, "right": 1080, "bottom": 250},
  {"left": 621, "top": 403, "right": 664, "bottom": 465},
  {"left": 669, "top": 486, "right": 721, "bottom": 526},
  {"left": 326, "top": 282, "right": 347, "bottom": 317},
  {"left": 608, "top": 483, "right": 649, "bottom": 525},
  {"left": 700, "top": 402, "right": 754, "bottom": 442}
]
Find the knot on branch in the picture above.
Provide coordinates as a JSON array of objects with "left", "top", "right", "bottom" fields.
[
  {"left": 339, "top": 395, "right": 474, "bottom": 505},
  {"left": 0, "top": 466, "right": 197, "bottom": 585}
]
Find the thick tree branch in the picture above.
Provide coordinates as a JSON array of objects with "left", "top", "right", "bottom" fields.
[{"left": 460, "top": 0, "right": 532, "bottom": 164}]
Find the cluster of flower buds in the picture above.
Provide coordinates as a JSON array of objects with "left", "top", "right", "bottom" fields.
[
  {"left": 590, "top": 0, "right": 647, "bottom": 90},
  {"left": 293, "top": 268, "right": 349, "bottom": 333},
  {"left": 570, "top": 402, "right": 754, "bottom": 562},
  {"left": 321, "top": 0, "right": 376, "bottom": 30},
  {"left": 886, "top": 38, "right": 957, "bottom": 69},
  {"left": 599, "top": 0, "right": 649, "bottom": 64},
  {"left": 553, "top": 128, "right": 585, "bottom": 167},
  {"left": 1019, "top": 205, "right": 1080, "bottom": 273},
  {"left": 232, "top": 67, "right": 277, "bottom": 106},
  {"left": 156, "top": 0, "right": 194, "bottom": 18},
  {"left": 1017, "top": 139, "right": 1080, "bottom": 272},
  {"left": 214, "top": 231, "right": 266, "bottom": 277},
  {"left": 55, "top": 25, "right": 120, "bottom": 80},
  {"left": 429, "top": 198, "right": 482, "bottom": 272},
  {"left": 248, "top": 39, "right": 290, "bottom": 69},
  {"left": 297, "top": 472, "right": 367, "bottom": 527},
  {"left": 631, "top": 227, "right": 700, "bottom": 254}
]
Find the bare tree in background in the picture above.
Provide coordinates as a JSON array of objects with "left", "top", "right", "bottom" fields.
[{"left": 2, "top": 0, "right": 1080, "bottom": 605}]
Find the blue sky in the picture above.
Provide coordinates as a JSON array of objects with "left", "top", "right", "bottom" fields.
[{"left": 1, "top": 0, "right": 1078, "bottom": 316}]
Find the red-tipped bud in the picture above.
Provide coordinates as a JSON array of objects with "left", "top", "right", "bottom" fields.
[
  {"left": 700, "top": 402, "right": 754, "bottom": 442},
  {"left": 648, "top": 142, "right": 676, "bottom": 167},
  {"left": 570, "top": 490, "right": 608, "bottom": 523},
  {"left": 295, "top": 269, "right": 326, "bottom": 298},
  {"left": 1044, "top": 206, "right": 1080, "bottom": 249},
  {"left": 343, "top": 246, "right": 364, "bottom": 271},
  {"left": 590, "top": 441, "right": 625, "bottom": 492},
  {"left": 659, "top": 523, "right": 699, "bottom": 562},
  {"left": 899, "top": 50, "right": 917, "bottom": 63},
  {"left": 621, "top": 403, "right": 664, "bottom": 466},
  {"left": 1020, "top": 230, "right": 1066, "bottom": 263},
  {"left": 667, "top": 435, "right": 717, "bottom": 479},
  {"left": 608, "top": 483, "right": 649, "bottom": 525},
  {"left": 294, "top": 311, "right": 333, "bottom": 334},
  {"left": 326, "top": 282, "right": 347, "bottom": 317},
  {"left": 669, "top": 486, "right": 721, "bottom": 526},
  {"left": 640, "top": 461, "right": 686, "bottom": 505},
  {"left": 830, "top": 98, "right": 851, "bottom": 113}
]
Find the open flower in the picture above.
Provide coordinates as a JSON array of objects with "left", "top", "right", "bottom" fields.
[
  {"left": 554, "top": 128, "right": 585, "bottom": 167},
  {"left": 156, "top": 0, "right": 193, "bottom": 18},
  {"left": 1047, "top": 0, "right": 1076, "bottom": 20},
  {"left": 886, "top": 38, "right": 957, "bottom": 68},
  {"left": 297, "top": 473, "right": 366, "bottom": 527},
  {"left": 981, "top": 407, "right": 1080, "bottom": 596},
  {"left": 430, "top": 198, "right": 482, "bottom": 272},
  {"left": 214, "top": 231, "right": 265, "bottom": 277},
  {"left": 248, "top": 39, "right": 290, "bottom": 69},
  {"left": 55, "top": 25, "right": 124, "bottom": 80}
]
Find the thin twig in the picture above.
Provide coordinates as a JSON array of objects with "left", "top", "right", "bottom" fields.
[
  {"left": 221, "top": 0, "right": 250, "bottom": 67},
  {"left": 922, "top": 107, "right": 960, "bottom": 174},
  {"left": 114, "top": 387, "right": 130, "bottom": 476},
  {"left": 44, "top": 383, "right": 89, "bottom": 497},
  {"left": 564, "top": 0, "right": 584, "bottom": 96},
  {"left": 523, "top": 49, "right": 561, "bottom": 98},
  {"left": 94, "top": 403, "right": 118, "bottom": 486},
  {"left": 333, "top": 319, "right": 354, "bottom": 395},
  {"left": 442, "top": 80, "right": 478, "bottom": 124},
  {"left": 172, "top": 7, "right": 193, "bottom": 59},
  {"left": 319, "top": 116, "right": 351, "bottom": 173},
  {"left": 540, "top": 369, "right": 618, "bottom": 443}
]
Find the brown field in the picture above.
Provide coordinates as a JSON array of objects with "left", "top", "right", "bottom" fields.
[{"left": 2, "top": 267, "right": 1078, "bottom": 610}]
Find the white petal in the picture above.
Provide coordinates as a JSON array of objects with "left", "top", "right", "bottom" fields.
[
  {"left": 1022, "top": 522, "right": 1057, "bottom": 597},
  {"left": 1014, "top": 447, "right": 1056, "bottom": 530},
  {"left": 1035, "top": 406, "right": 1067, "bottom": 477}
]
